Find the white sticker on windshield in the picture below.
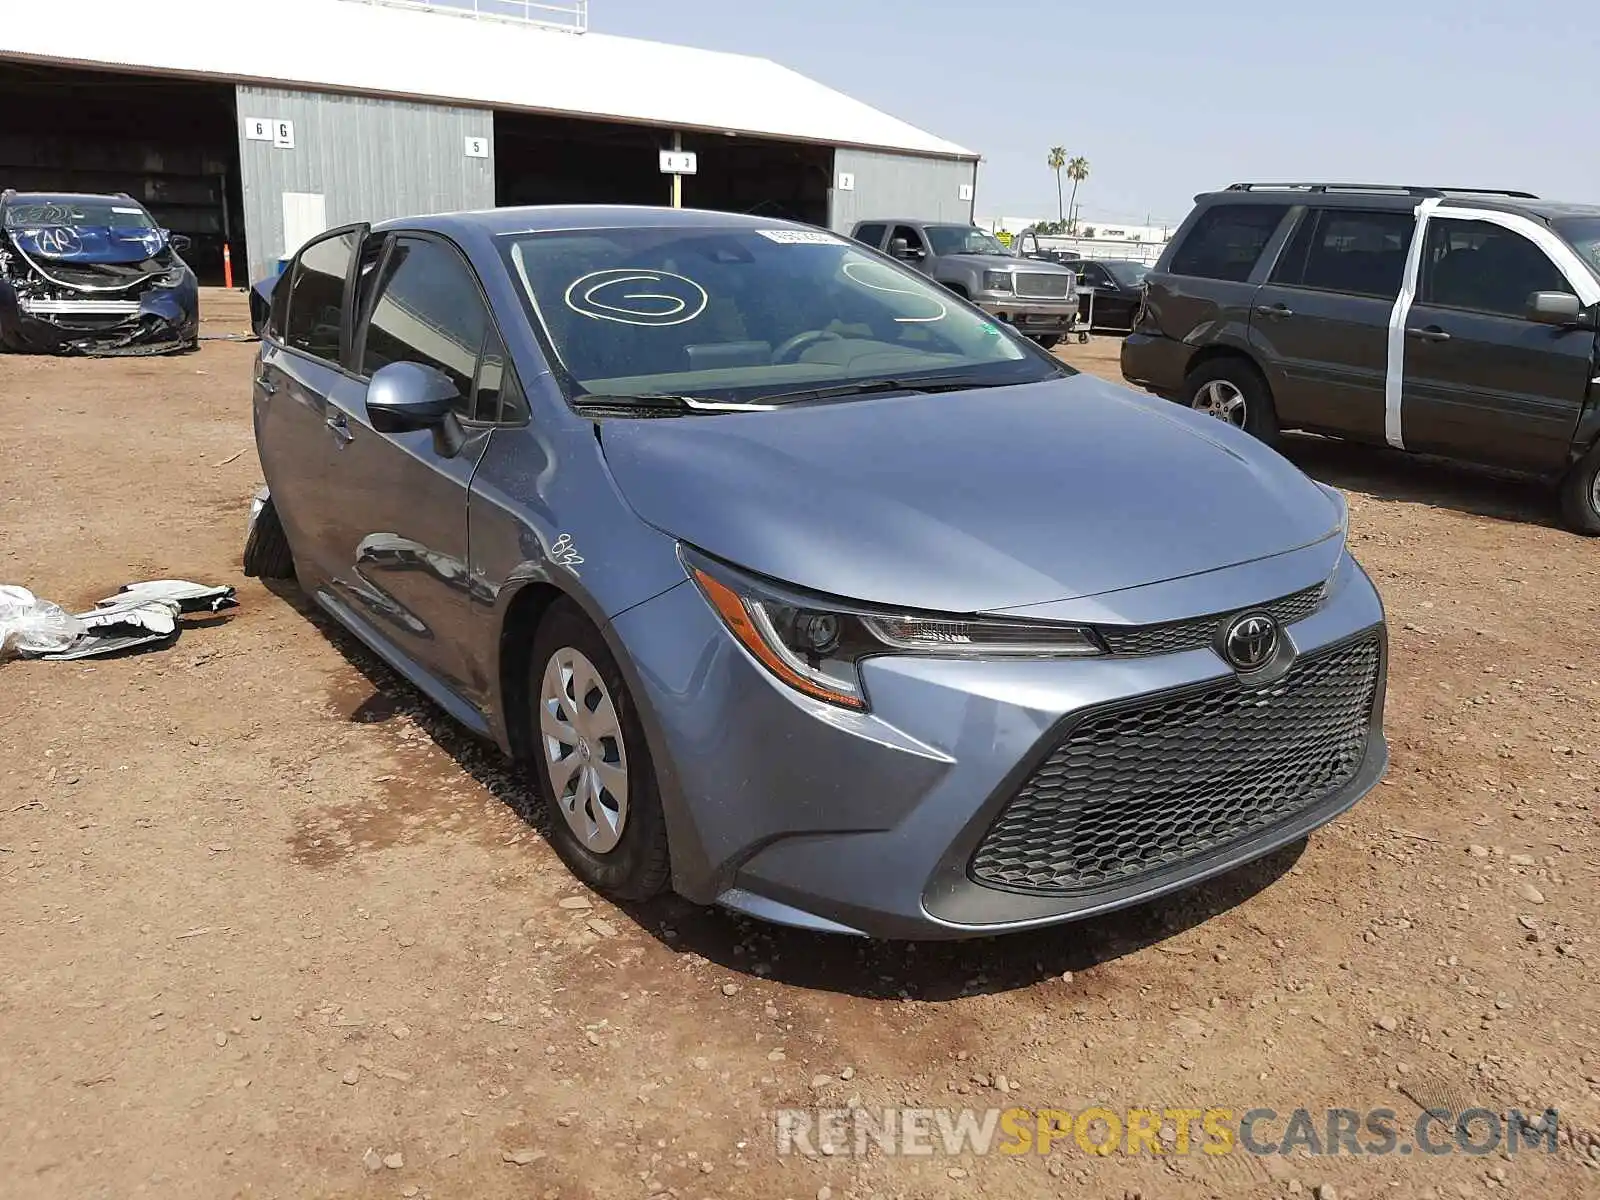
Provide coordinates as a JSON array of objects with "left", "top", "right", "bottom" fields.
[
  {"left": 755, "top": 229, "right": 843, "bottom": 245},
  {"left": 111, "top": 207, "right": 144, "bottom": 215}
]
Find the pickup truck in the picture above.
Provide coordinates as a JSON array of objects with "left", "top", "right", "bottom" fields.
[{"left": 849, "top": 219, "right": 1079, "bottom": 348}]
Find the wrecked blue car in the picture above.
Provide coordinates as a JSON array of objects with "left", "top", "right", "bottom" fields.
[{"left": 0, "top": 190, "right": 199, "bottom": 355}]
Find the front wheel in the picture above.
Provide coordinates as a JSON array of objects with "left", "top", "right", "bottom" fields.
[
  {"left": 1033, "top": 334, "right": 1062, "bottom": 351},
  {"left": 242, "top": 494, "right": 295, "bottom": 578},
  {"left": 1558, "top": 442, "right": 1600, "bottom": 535},
  {"left": 528, "top": 601, "right": 671, "bottom": 901},
  {"left": 1182, "top": 358, "right": 1280, "bottom": 447}
]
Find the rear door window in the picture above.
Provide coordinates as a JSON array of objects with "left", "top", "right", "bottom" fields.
[
  {"left": 853, "top": 223, "right": 887, "bottom": 249},
  {"left": 1420, "top": 218, "right": 1572, "bottom": 317},
  {"left": 1273, "top": 208, "right": 1415, "bottom": 300},
  {"left": 1168, "top": 203, "right": 1290, "bottom": 282},
  {"left": 284, "top": 227, "right": 362, "bottom": 363}
]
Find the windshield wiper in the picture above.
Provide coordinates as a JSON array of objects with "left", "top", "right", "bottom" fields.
[
  {"left": 754, "top": 374, "right": 1029, "bottom": 405},
  {"left": 571, "top": 392, "right": 780, "bottom": 414}
]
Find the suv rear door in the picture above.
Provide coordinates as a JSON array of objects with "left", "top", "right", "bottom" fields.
[
  {"left": 1149, "top": 200, "right": 1293, "bottom": 367},
  {"left": 1399, "top": 217, "right": 1594, "bottom": 470},
  {"left": 1249, "top": 205, "right": 1416, "bottom": 444}
]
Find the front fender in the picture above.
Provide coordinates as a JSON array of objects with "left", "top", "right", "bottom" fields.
[{"left": 466, "top": 411, "right": 689, "bottom": 750}]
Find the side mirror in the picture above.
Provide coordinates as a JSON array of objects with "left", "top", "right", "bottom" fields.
[
  {"left": 1527, "top": 290, "right": 1583, "bottom": 326},
  {"left": 249, "top": 275, "right": 277, "bottom": 337},
  {"left": 168, "top": 232, "right": 192, "bottom": 253},
  {"left": 366, "top": 362, "right": 460, "bottom": 433},
  {"left": 888, "top": 237, "right": 924, "bottom": 261}
]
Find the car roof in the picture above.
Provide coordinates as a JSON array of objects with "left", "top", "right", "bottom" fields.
[
  {"left": 854, "top": 218, "right": 975, "bottom": 226},
  {"left": 2, "top": 191, "right": 146, "bottom": 207},
  {"left": 378, "top": 204, "right": 827, "bottom": 239},
  {"left": 1195, "top": 185, "right": 1600, "bottom": 223}
]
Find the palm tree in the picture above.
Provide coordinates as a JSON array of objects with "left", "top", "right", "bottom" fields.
[
  {"left": 1047, "top": 147, "right": 1066, "bottom": 225},
  {"left": 1066, "top": 156, "right": 1090, "bottom": 233}
]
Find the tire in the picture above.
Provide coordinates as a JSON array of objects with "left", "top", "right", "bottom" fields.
[
  {"left": 1033, "top": 334, "right": 1062, "bottom": 351},
  {"left": 1182, "top": 357, "right": 1280, "bottom": 446},
  {"left": 1558, "top": 442, "right": 1600, "bottom": 535},
  {"left": 527, "top": 600, "right": 671, "bottom": 901},
  {"left": 241, "top": 495, "right": 295, "bottom": 578}
]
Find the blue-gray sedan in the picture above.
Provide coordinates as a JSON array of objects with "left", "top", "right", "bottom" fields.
[{"left": 243, "top": 205, "right": 1388, "bottom": 939}]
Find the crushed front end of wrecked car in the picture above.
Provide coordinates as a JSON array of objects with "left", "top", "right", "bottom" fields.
[{"left": 0, "top": 198, "right": 199, "bottom": 356}]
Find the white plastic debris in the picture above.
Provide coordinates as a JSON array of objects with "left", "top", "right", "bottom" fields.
[
  {"left": 0, "top": 585, "right": 87, "bottom": 657},
  {"left": 2, "top": 577, "right": 237, "bottom": 662},
  {"left": 77, "top": 595, "right": 181, "bottom": 636},
  {"left": 101, "top": 580, "right": 238, "bottom": 614}
]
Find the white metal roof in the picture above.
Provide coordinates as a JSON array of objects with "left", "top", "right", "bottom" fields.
[{"left": 0, "top": 0, "right": 976, "bottom": 159}]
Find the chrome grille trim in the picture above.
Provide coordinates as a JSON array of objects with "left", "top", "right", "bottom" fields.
[{"left": 1013, "top": 271, "right": 1072, "bottom": 299}]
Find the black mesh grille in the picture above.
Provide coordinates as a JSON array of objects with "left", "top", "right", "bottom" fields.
[
  {"left": 970, "top": 635, "right": 1381, "bottom": 894},
  {"left": 1097, "top": 585, "right": 1325, "bottom": 657}
]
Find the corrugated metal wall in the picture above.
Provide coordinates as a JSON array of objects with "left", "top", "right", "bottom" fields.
[
  {"left": 235, "top": 84, "right": 494, "bottom": 281},
  {"left": 828, "top": 149, "right": 978, "bottom": 233}
]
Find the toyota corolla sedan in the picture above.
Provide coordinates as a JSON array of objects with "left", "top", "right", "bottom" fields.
[{"left": 243, "top": 205, "right": 1387, "bottom": 939}]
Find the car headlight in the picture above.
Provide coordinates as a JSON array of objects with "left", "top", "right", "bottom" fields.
[
  {"left": 982, "top": 270, "right": 1013, "bottom": 293},
  {"left": 682, "top": 548, "right": 1103, "bottom": 711}
]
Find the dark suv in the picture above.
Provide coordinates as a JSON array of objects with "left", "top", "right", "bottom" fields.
[{"left": 1122, "top": 183, "right": 1600, "bottom": 532}]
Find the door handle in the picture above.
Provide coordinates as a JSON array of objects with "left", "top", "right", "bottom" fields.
[
  {"left": 1407, "top": 326, "right": 1452, "bottom": 343},
  {"left": 254, "top": 371, "right": 277, "bottom": 396},
  {"left": 325, "top": 413, "right": 354, "bottom": 447},
  {"left": 1254, "top": 303, "right": 1294, "bottom": 319}
]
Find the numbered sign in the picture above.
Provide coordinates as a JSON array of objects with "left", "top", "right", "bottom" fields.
[
  {"left": 837, "top": 172, "right": 856, "bottom": 192},
  {"left": 658, "top": 150, "right": 698, "bottom": 176},
  {"left": 273, "top": 120, "right": 296, "bottom": 150},
  {"left": 959, "top": 183, "right": 974, "bottom": 202},
  {"left": 465, "top": 136, "right": 490, "bottom": 159},
  {"left": 243, "top": 117, "right": 273, "bottom": 141}
]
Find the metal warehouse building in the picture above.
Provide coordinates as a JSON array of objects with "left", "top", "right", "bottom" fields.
[{"left": 0, "top": 0, "right": 979, "bottom": 284}]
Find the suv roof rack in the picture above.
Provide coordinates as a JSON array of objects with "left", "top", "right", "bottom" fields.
[{"left": 1224, "top": 182, "right": 1539, "bottom": 200}]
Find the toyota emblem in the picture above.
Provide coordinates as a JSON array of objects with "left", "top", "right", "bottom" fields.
[{"left": 1222, "top": 612, "right": 1279, "bottom": 672}]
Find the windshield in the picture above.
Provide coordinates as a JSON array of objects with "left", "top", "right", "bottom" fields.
[
  {"left": 923, "top": 225, "right": 1012, "bottom": 257},
  {"left": 1555, "top": 217, "right": 1600, "bottom": 274},
  {"left": 2, "top": 200, "right": 156, "bottom": 230},
  {"left": 1100, "top": 260, "right": 1150, "bottom": 286},
  {"left": 499, "top": 226, "right": 1067, "bottom": 404}
]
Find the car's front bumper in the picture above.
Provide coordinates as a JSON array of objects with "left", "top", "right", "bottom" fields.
[
  {"left": 611, "top": 543, "right": 1387, "bottom": 940},
  {"left": 0, "top": 277, "right": 198, "bottom": 355},
  {"left": 974, "top": 294, "right": 1078, "bottom": 336}
]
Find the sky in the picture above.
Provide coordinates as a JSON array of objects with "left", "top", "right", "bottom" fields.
[{"left": 582, "top": 0, "right": 1599, "bottom": 230}]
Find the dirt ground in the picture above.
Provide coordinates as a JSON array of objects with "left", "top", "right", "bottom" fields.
[{"left": 3, "top": 293, "right": 1599, "bottom": 1200}]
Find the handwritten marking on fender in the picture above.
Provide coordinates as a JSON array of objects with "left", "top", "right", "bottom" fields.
[{"left": 551, "top": 534, "right": 585, "bottom": 571}]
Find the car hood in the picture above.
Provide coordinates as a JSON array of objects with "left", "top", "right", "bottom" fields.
[
  {"left": 6, "top": 225, "right": 168, "bottom": 264},
  {"left": 598, "top": 374, "right": 1341, "bottom": 613}
]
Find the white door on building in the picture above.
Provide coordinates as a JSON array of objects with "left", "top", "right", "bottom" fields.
[{"left": 281, "top": 192, "right": 328, "bottom": 260}]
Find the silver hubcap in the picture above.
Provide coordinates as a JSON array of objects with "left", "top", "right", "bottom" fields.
[
  {"left": 539, "top": 647, "right": 629, "bottom": 854},
  {"left": 1193, "top": 379, "right": 1247, "bottom": 427},
  {"left": 1590, "top": 472, "right": 1600, "bottom": 517}
]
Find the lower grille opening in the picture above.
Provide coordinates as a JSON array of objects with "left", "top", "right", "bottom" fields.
[{"left": 969, "top": 635, "right": 1381, "bottom": 894}]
